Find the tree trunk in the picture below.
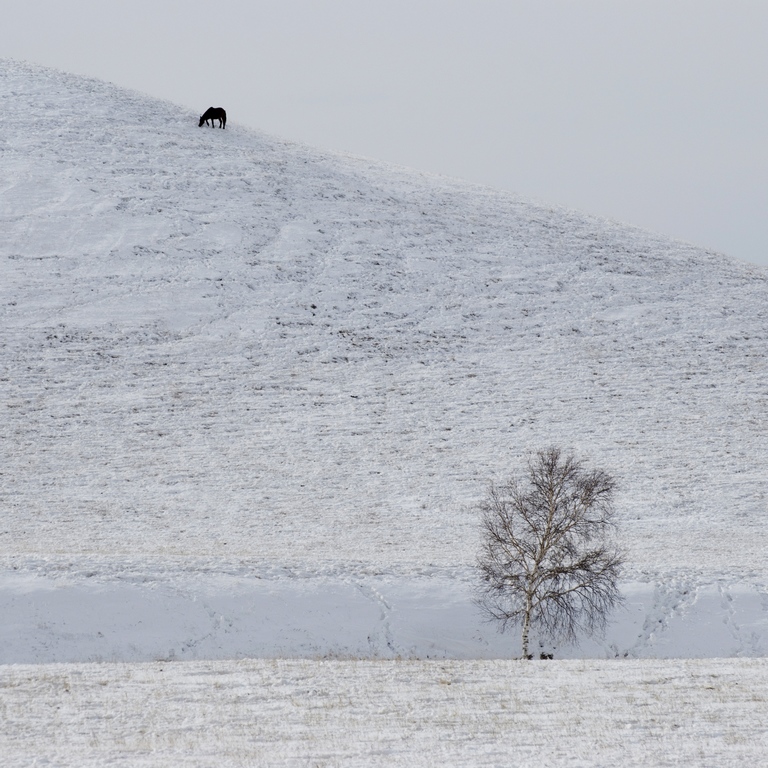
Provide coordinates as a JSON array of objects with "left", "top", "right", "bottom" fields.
[{"left": 521, "top": 594, "right": 532, "bottom": 659}]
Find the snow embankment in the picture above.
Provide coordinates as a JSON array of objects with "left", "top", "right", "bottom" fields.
[{"left": 2, "top": 561, "right": 767, "bottom": 663}]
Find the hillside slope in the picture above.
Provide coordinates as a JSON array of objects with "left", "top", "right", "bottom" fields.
[{"left": 2, "top": 60, "right": 767, "bottom": 659}]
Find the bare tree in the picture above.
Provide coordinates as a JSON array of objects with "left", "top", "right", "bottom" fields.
[{"left": 476, "top": 447, "right": 624, "bottom": 658}]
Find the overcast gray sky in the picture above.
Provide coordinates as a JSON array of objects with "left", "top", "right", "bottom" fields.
[{"left": 4, "top": 1, "right": 767, "bottom": 266}]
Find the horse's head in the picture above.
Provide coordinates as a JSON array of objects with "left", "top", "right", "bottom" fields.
[{"left": 198, "top": 115, "right": 206, "bottom": 127}]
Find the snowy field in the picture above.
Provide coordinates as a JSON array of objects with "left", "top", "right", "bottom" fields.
[
  {"left": 2, "top": 56, "right": 768, "bottom": 766},
  {"left": 3, "top": 561, "right": 768, "bottom": 663},
  {"left": 2, "top": 658, "right": 767, "bottom": 767}
]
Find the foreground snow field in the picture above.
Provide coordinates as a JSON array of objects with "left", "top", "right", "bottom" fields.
[
  {"left": 1, "top": 58, "right": 767, "bottom": 662},
  {"left": 2, "top": 658, "right": 767, "bottom": 767}
]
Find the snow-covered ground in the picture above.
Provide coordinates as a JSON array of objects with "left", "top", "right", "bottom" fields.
[
  {"left": 3, "top": 658, "right": 768, "bottom": 767},
  {"left": 1, "top": 57, "right": 768, "bottom": 666},
  {"left": 2, "top": 561, "right": 768, "bottom": 663}
]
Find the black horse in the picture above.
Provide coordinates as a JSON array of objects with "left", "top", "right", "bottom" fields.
[{"left": 199, "top": 107, "right": 227, "bottom": 129}]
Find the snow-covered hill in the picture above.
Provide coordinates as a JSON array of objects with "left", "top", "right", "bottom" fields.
[{"left": 2, "top": 59, "right": 767, "bottom": 661}]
